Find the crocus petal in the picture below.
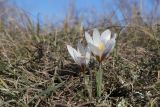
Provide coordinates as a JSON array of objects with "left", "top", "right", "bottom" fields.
[
  {"left": 88, "top": 43, "right": 103, "bottom": 57},
  {"left": 67, "top": 45, "right": 76, "bottom": 60},
  {"left": 85, "top": 48, "right": 90, "bottom": 64},
  {"left": 103, "top": 38, "right": 116, "bottom": 58},
  {"left": 77, "top": 56, "right": 85, "bottom": 65},
  {"left": 112, "top": 33, "right": 117, "bottom": 40},
  {"left": 85, "top": 32, "right": 93, "bottom": 44},
  {"left": 67, "top": 45, "right": 81, "bottom": 64},
  {"left": 100, "top": 29, "right": 111, "bottom": 44},
  {"left": 93, "top": 28, "right": 101, "bottom": 45},
  {"left": 77, "top": 41, "right": 85, "bottom": 55}
]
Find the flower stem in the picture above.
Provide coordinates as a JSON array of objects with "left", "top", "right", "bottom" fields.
[{"left": 96, "top": 63, "right": 103, "bottom": 97}]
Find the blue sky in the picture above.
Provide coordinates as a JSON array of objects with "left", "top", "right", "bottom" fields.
[
  {"left": 11, "top": 0, "right": 156, "bottom": 24},
  {"left": 13, "top": 0, "right": 108, "bottom": 22}
]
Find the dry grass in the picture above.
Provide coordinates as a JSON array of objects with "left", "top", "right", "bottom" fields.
[{"left": 0, "top": 0, "right": 160, "bottom": 107}]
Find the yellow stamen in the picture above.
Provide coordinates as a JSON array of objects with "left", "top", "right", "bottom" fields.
[
  {"left": 95, "top": 43, "right": 105, "bottom": 62},
  {"left": 98, "top": 43, "right": 105, "bottom": 51}
]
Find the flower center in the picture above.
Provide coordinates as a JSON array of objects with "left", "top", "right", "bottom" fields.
[{"left": 98, "top": 43, "right": 105, "bottom": 51}]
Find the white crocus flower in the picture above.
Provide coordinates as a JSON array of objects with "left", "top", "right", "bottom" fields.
[
  {"left": 67, "top": 42, "right": 90, "bottom": 71},
  {"left": 85, "top": 28, "right": 116, "bottom": 62}
]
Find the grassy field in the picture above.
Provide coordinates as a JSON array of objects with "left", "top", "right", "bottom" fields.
[{"left": 0, "top": 1, "right": 160, "bottom": 107}]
